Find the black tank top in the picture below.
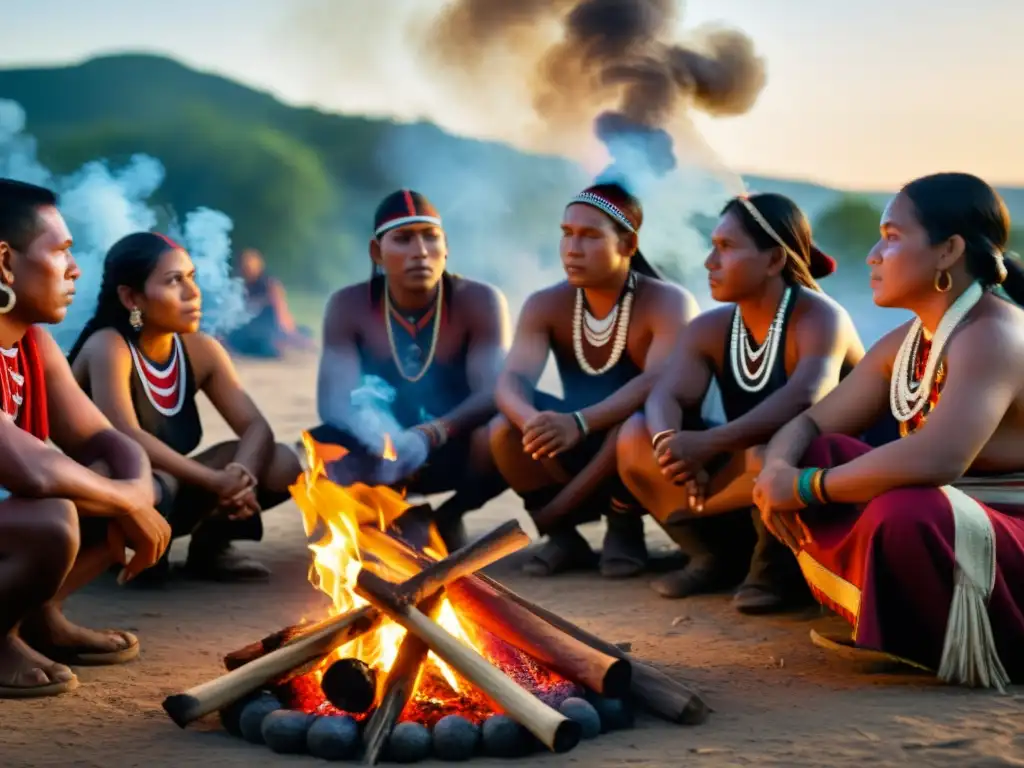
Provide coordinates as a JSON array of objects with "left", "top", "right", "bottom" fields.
[
  {"left": 715, "top": 285, "right": 801, "bottom": 422},
  {"left": 552, "top": 276, "right": 644, "bottom": 412},
  {"left": 359, "top": 274, "right": 471, "bottom": 429},
  {"left": 119, "top": 332, "right": 203, "bottom": 456}
]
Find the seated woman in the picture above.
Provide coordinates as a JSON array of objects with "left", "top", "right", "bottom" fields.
[
  {"left": 0, "top": 179, "right": 171, "bottom": 698},
  {"left": 617, "top": 192, "right": 863, "bottom": 611},
  {"left": 754, "top": 172, "right": 1024, "bottom": 688},
  {"left": 67, "top": 232, "right": 301, "bottom": 584},
  {"left": 491, "top": 182, "right": 697, "bottom": 578},
  {"left": 309, "top": 190, "right": 511, "bottom": 550}
]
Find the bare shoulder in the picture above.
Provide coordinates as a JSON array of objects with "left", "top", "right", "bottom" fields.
[
  {"left": 76, "top": 327, "right": 131, "bottom": 365},
  {"left": 325, "top": 282, "right": 372, "bottom": 319},
  {"left": 635, "top": 275, "right": 700, "bottom": 320},
  {"left": 180, "top": 331, "right": 232, "bottom": 380},
  {"left": 793, "top": 287, "right": 852, "bottom": 326},
  {"left": 951, "top": 294, "right": 1024, "bottom": 368},
  {"left": 452, "top": 277, "right": 508, "bottom": 317},
  {"left": 523, "top": 281, "right": 571, "bottom": 313}
]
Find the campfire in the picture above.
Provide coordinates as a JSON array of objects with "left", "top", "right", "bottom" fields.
[{"left": 162, "top": 434, "right": 707, "bottom": 761}]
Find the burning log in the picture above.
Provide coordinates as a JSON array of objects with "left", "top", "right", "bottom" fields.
[
  {"left": 361, "top": 592, "right": 443, "bottom": 765},
  {"left": 162, "top": 520, "right": 530, "bottom": 728},
  {"left": 320, "top": 658, "right": 379, "bottom": 714},
  {"left": 358, "top": 526, "right": 707, "bottom": 724},
  {"left": 355, "top": 570, "right": 582, "bottom": 754}
]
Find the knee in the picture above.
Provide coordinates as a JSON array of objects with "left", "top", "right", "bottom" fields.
[
  {"left": 487, "top": 414, "right": 518, "bottom": 456},
  {"left": 860, "top": 487, "right": 951, "bottom": 543},
  {"left": 261, "top": 443, "right": 303, "bottom": 491},
  {"left": 615, "top": 413, "right": 651, "bottom": 475},
  {"left": 21, "top": 498, "right": 80, "bottom": 582},
  {"left": 467, "top": 426, "right": 493, "bottom": 468}
]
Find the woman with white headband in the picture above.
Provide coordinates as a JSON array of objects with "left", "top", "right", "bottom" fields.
[
  {"left": 490, "top": 181, "right": 698, "bottom": 578},
  {"left": 618, "top": 191, "right": 865, "bottom": 610},
  {"left": 754, "top": 172, "right": 1024, "bottom": 688}
]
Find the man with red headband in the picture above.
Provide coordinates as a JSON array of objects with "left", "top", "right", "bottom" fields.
[
  {"left": 490, "top": 181, "right": 698, "bottom": 578},
  {"left": 310, "top": 190, "right": 510, "bottom": 549},
  {"left": 617, "top": 192, "right": 865, "bottom": 612}
]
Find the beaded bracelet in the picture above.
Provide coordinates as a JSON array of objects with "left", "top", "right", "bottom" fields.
[
  {"left": 572, "top": 411, "right": 590, "bottom": 437},
  {"left": 793, "top": 467, "right": 831, "bottom": 507}
]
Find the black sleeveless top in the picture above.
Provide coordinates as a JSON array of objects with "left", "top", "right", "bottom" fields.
[
  {"left": 359, "top": 274, "right": 471, "bottom": 429},
  {"left": 84, "top": 333, "right": 204, "bottom": 456},
  {"left": 715, "top": 285, "right": 801, "bottom": 422},
  {"left": 552, "top": 278, "right": 644, "bottom": 412}
]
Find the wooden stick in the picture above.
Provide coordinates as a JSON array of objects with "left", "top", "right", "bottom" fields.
[
  {"left": 445, "top": 578, "right": 631, "bottom": 698},
  {"left": 361, "top": 593, "right": 442, "bottom": 765},
  {"left": 162, "top": 520, "right": 529, "bottom": 728},
  {"left": 356, "top": 570, "right": 580, "bottom": 754},
  {"left": 357, "top": 529, "right": 707, "bottom": 724},
  {"left": 477, "top": 574, "right": 709, "bottom": 724}
]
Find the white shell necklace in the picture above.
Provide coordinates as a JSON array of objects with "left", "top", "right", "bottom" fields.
[
  {"left": 573, "top": 272, "right": 636, "bottom": 376},
  {"left": 729, "top": 286, "right": 793, "bottom": 393},
  {"left": 890, "top": 281, "right": 984, "bottom": 424}
]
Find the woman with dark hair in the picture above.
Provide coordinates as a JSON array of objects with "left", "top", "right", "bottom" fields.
[
  {"left": 754, "top": 173, "right": 1024, "bottom": 687},
  {"left": 0, "top": 180, "right": 170, "bottom": 698},
  {"left": 490, "top": 182, "right": 699, "bottom": 578},
  {"left": 618, "top": 192, "right": 864, "bottom": 610},
  {"left": 68, "top": 232, "right": 301, "bottom": 584}
]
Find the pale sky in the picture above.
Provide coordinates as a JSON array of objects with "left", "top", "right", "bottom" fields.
[{"left": 2, "top": 0, "right": 1022, "bottom": 190}]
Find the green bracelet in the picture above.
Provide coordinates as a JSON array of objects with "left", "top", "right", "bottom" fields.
[{"left": 796, "top": 467, "right": 819, "bottom": 507}]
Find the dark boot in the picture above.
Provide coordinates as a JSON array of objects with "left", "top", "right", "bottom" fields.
[
  {"left": 183, "top": 517, "right": 270, "bottom": 583},
  {"left": 732, "top": 509, "right": 811, "bottom": 614},
  {"left": 599, "top": 501, "right": 648, "bottom": 578}
]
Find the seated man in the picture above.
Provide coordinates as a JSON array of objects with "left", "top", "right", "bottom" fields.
[
  {"left": 490, "top": 182, "right": 697, "bottom": 578},
  {"left": 754, "top": 173, "right": 1024, "bottom": 688},
  {"left": 309, "top": 190, "right": 511, "bottom": 549},
  {"left": 0, "top": 179, "right": 170, "bottom": 698},
  {"left": 617, "top": 192, "right": 863, "bottom": 612}
]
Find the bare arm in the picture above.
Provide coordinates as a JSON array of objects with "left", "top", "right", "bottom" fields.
[
  {"left": 193, "top": 334, "right": 276, "bottom": 476},
  {"left": 316, "top": 289, "right": 365, "bottom": 436},
  {"left": 83, "top": 330, "right": 220, "bottom": 490},
  {"left": 821, "top": 320, "right": 1023, "bottom": 504},
  {"left": 433, "top": 285, "right": 511, "bottom": 436},
  {"left": 267, "top": 278, "right": 297, "bottom": 335},
  {"left": 0, "top": 330, "right": 142, "bottom": 514},
  {"left": 762, "top": 326, "right": 901, "bottom": 468},
  {"left": 703, "top": 300, "right": 847, "bottom": 454},
  {"left": 581, "top": 286, "right": 697, "bottom": 432},
  {"left": 494, "top": 292, "right": 552, "bottom": 431},
  {"left": 644, "top": 312, "right": 718, "bottom": 435}
]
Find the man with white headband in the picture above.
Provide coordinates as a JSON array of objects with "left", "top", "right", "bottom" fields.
[
  {"left": 490, "top": 181, "right": 698, "bottom": 578},
  {"left": 309, "top": 189, "right": 511, "bottom": 549}
]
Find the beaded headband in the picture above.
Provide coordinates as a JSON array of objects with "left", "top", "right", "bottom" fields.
[
  {"left": 736, "top": 196, "right": 799, "bottom": 261},
  {"left": 374, "top": 215, "right": 443, "bottom": 239},
  {"left": 569, "top": 192, "right": 636, "bottom": 233}
]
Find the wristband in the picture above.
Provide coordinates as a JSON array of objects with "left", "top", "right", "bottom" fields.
[
  {"left": 651, "top": 429, "right": 676, "bottom": 450},
  {"left": 572, "top": 411, "right": 589, "bottom": 437}
]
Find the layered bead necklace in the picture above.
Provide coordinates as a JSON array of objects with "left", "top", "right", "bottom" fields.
[
  {"left": 384, "top": 280, "right": 444, "bottom": 383},
  {"left": 729, "top": 286, "right": 793, "bottom": 393},
  {"left": 573, "top": 271, "right": 636, "bottom": 376},
  {"left": 128, "top": 334, "right": 187, "bottom": 417},
  {"left": 890, "top": 281, "right": 983, "bottom": 432},
  {"left": 0, "top": 344, "right": 24, "bottom": 420}
]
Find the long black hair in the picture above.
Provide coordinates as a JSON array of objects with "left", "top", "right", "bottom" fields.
[
  {"left": 901, "top": 172, "right": 1024, "bottom": 304},
  {"left": 719, "top": 193, "right": 834, "bottom": 292},
  {"left": 66, "top": 232, "right": 178, "bottom": 364}
]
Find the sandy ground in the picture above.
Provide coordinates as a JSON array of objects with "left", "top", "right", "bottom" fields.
[{"left": 2, "top": 352, "right": 1022, "bottom": 768}]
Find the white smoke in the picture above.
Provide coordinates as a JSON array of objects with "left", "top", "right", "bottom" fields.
[{"left": 0, "top": 99, "right": 248, "bottom": 349}]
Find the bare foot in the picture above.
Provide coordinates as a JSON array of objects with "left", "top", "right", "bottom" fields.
[
  {"left": 0, "top": 633, "right": 75, "bottom": 695},
  {"left": 19, "top": 606, "right": 138, "bottom": 665}
]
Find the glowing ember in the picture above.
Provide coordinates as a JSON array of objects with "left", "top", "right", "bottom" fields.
[
  {"left": 289, "top": 433, "right": 571, "bottom": 725},
  {"left": 381, "top": 434, "right": 397, "bottom": 461}
]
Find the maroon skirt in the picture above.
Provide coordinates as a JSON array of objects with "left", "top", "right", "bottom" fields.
[{"left": 795, "top": 434, "right": 1024, "bottom": 684}]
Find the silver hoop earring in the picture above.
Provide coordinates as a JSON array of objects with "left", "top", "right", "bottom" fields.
[{"left": 0, "top": 283, "right": 15, "bottom": 315}]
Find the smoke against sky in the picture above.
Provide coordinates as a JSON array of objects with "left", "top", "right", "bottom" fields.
[{"left": 0, "top": 99, "right": 248, "bottom": 349}]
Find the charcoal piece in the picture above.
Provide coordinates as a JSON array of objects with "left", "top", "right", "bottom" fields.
[
  {"left": 307, "top": 715, "right": 361, "bottom": 761},
  {"left": 320, "top": 658, "right": 378, "bottom": 714},
  {"left": 384, "top": 721, "right": 432, "bottom": 763},
  {"left": 586, "top": 693, "right": 635, "bottom": 732},
  {"left": 238, "top": 694, "right": 282, "bottom": 744},
  {"left": 432, "top": 715, "right": 480, "bottom": 761},
  {"left": 481, "top": 715, "right": 530, "bottom": 758},
  {"left": 261, "top": 710, "right": 316, "bottom": 754},
  {"left": 536, "top": 687, "right": 573, "bottom": 710},
  {"left": 559, "top": 697, "right": 601, "bottom": 740},
  {"left": 219, "top": 690, "right": 261, "bottom": 736}
]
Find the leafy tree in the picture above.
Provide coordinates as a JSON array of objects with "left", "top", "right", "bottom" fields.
[{"left": 813, "top": 195, "right": 882, "bottom": 264}]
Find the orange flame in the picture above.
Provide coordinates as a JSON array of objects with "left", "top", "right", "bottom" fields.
[
  {"left": 291, "top": 432, "right": 475, "bottom": 702},
  {"left": 381, "top": 434, "right": 397, "bottom": 461}
]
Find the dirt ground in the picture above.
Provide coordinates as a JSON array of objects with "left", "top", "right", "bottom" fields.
[{"left": 2, "top": 353, "right": 1021, "bottom": 768}]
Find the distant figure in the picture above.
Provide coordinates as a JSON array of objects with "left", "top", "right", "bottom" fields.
[
  {"left": 755, "top": 173, "right": 1024, "bottom": 687},
  {"left": 309, "top": 190, "right": 511, "bottom": 550},
  {"left": 617, "top": 192, "right": 863, "bottom": 611},
  {"left": 68, "top": 233, "right": 302, "bottom": 584},
  {"left": 226, "top": 248, "right": 314, "bottom": 358},
  {"left": 0, "top": 180, "right": 169, "bottom": 698},
  {"left": 489, "top": 182, "right": 697, "bottom": 578}
]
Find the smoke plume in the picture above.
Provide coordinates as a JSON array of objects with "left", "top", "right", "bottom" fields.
[{"left": 0, "top": 100, "right": 249, "bottom": 349}]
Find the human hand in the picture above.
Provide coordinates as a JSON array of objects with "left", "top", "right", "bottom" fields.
[
  {"left": 752, "top": 460, "right": 811, "bottom": 552},
  {"left": 111, "top": 480, "right": 172, "bottom": 583},
  {"left": 207, "top": 465, "right": 255, "bottom": 504},
  {"left": 522, "top": 411, "right": 583, "bottom": 459},
  {"left": 686, "top": 468, "right": 710, "bottom": 514},
  {"left": 655, "top": 430, "right": 722, "bottom": 485}
]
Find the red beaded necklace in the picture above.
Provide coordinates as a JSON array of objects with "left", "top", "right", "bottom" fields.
[
  {"left": 0, "top": 344, "right": 23, "bottom": 420},
  {"left": 128, "top": 334, "right": 186, "bottom": 417}
]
